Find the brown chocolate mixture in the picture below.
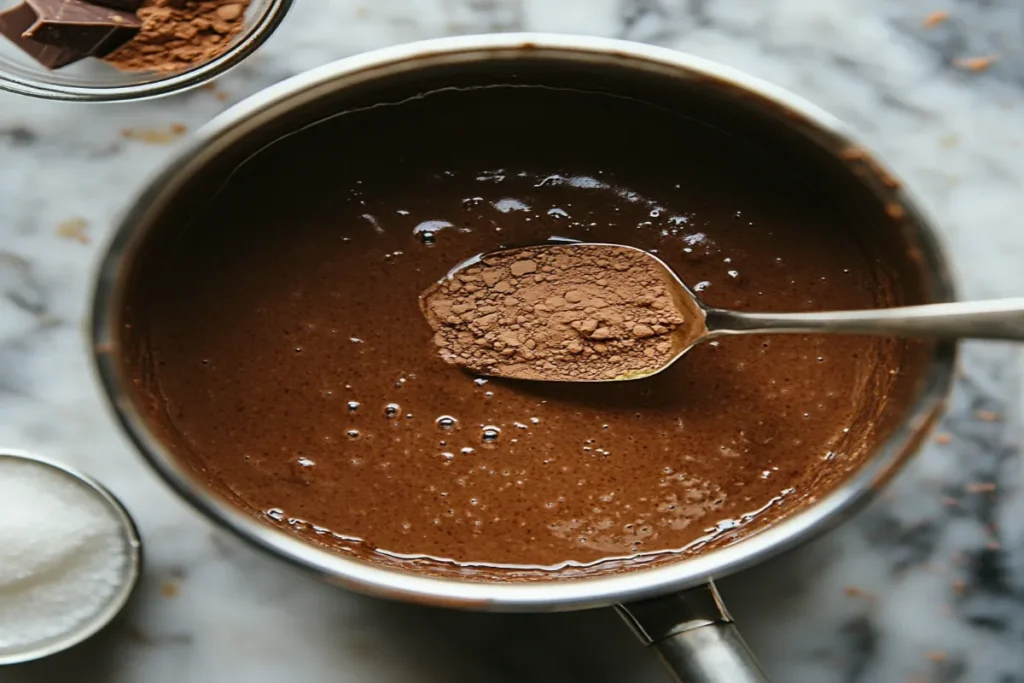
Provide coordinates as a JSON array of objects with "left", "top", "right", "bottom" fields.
[
  {"left": 130, "top": 85, "right": 904, "bottom": 578},
  {"left": 421, "top": 244, "right": 699, "bottom": 381},
  {"left": 104, "top": 0, "right": 248, "bottom": 72}
]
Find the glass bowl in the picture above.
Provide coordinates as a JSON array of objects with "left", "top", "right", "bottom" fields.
[{"left": 0, "top": 0, "right": 293, "bottom": 102}]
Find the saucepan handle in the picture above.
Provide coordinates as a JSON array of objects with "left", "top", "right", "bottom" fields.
[{"left": 616, "top": 582, "right": 769, "bottom": 683}]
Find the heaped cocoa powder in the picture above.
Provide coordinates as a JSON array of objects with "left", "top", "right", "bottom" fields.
[
  {"left": 103, "top": 0, "right": 249, "bottom": 73},
  {"left": 421, "top": 244, "right": 700, "bottom": 381}
]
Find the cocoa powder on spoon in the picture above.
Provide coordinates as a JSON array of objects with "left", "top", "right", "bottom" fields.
[{"left": 420, "top": 243, "right": 699, "bottom": 381}]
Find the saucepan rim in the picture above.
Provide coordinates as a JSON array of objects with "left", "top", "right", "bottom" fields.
[{"left": 90, "top": 33, "right": 957, "bottom": 612}]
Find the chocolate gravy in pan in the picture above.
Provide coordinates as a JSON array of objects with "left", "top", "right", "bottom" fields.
[{"left": 129, "top": 85, "right": 906, "bottom": 579}]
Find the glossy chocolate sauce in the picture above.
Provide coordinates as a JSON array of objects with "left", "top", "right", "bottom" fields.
[{"left": 131, "top": 86, "right": 905, "bottom": 579}]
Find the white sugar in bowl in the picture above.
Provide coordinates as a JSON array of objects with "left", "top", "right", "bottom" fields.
[{"left": 0, "top": 450, "right": 142, "bottom": 665}]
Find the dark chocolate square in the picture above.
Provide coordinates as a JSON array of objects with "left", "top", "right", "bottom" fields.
[
  {"left": 23, "top": 0, "right": 142, "bottom": 58},
  {"left": 0, "top": 3, "right": 84, "bottom": 68}
]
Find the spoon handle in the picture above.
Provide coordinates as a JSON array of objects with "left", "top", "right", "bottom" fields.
[{"left": 704, "top": 298, "right": 1024, "bottom": 341}]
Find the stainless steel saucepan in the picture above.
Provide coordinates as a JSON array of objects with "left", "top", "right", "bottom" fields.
[{"left": 90, "top": 34, "right": 957, "bottom": 683}]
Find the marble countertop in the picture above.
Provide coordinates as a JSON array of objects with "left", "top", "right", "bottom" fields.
[{"left": 3, "top": 0, "right": 1024, "bottom": 681}]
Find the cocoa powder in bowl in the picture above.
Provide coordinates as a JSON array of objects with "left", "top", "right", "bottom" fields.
[{"left": 104, "top": 0, "right": 249, "bottom": 73}]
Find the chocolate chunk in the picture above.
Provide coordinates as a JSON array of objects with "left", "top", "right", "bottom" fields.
[
  {"left": 0, "top": 3, "right": 83, "bottom": 68},
  {"left": 22, "top": 0, "right": 141, "bottom": 58},
  {"left": 0, "top": 0, "right": 142, "bottom": 69}
]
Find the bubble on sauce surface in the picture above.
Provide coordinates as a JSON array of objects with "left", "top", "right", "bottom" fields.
[
  {"left": 413, "top": 220, "right": 454, "bottom": 246},
  {"left": 494, "top": 198, "right": 530, "bottom": 213},
  {"left": 436, "top": 415, "right": 458, "bottom": 431},
  {"left": 477, "top": 169, "right": 505, "bottom": 183},
  {"left": 481, "top": 426, "right": 501, "bottom": 445},
  {"left": 384, "top": 403, "right": 401, "bottom": 418}
]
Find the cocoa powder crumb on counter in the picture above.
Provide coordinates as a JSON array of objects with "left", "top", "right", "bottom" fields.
[
  {"left": 104, "top": 0, "right": 250, "bottom": 73},
  {"left": 922, "top": 11, "right": 950, "bottom": 28},
  {"left": 964, "top": 482, "right": 997, "bottom": 493},
  {"left": 57, "top": 217, "right": 90, "bottom": 244},
  {"left": 953, "top": 55, "right": 998, "bottom": 72},
  {"left": 842, "top": 586, "right": 877, "bottom": 602},
  {"left": 120, "top": 123, "right": 189, "bottom": 144},
  {"left": 934, "top": 432, "right": 952, "bottom": 444},
  {"left": 200, "top": 81, "right": 232, "bottom": 102},
  {"left": 420, "top": 244, "right": 700, "bottom": 381}
]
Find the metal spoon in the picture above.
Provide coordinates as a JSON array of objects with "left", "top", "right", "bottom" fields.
[{"left": 457, "top": 242, "right": 1024, "bottom": 382}]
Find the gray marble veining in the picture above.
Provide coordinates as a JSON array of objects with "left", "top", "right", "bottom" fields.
[{"left": 2, "top": 0, "right": 1023, "bottom": 681}]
